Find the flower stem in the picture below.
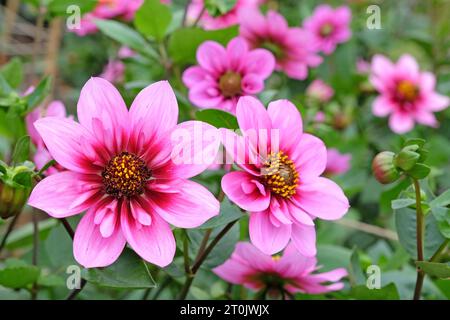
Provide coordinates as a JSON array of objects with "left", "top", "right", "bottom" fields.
[
  {"left": 31, "top": 212, "right": 39, "bottom": 300},
  {"left": 412, "top": 178, "right": 425, "bottom": 300},
  {"left": 66, "top": 279, "right": 87, "bottom": 300},
  {"left": 60, "top": 218, "right": 74, "bottom": 239},
  {"left": 0, "top": 211, "right": 21, "bottom": 255}
]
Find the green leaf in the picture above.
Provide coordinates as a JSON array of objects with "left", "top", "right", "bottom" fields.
[
  {"left": 350, "top": 283, "right": 400, "bottom": 300},
  {"left": 134, "top": 0, "right": 172, "bottom": 41},
  {"left": 316, "top": 245, "right": 352, "bottom": 272},
  {"left": 11, "top": 135, "right": 30, "bottom": 165},
  {"left": 48, "top": 0, "right": 97, "bottom": 16},
  {"left": 0, "top": 261, "right": 40, "bottom": 289},
  {"left": 12, "top": 171, "right": 33, "bottom": 188},
  {"left": 431, "top": 206, "right": 450, "bottom": 239},
  {"left": 395, "top": 207, "right": 445, "bottom": 259},
  {"left": 168, "top": 26, "right": 238, "bottom": 65},
  {"left": 0, "top": 57, "right": 23, "bottom": 89},
  {"left": 82, "top": 249, "right": 156, "bottom": 289},
  {"left": 199, "top": 198, "right": 244, "bottom": 229},
  {"left": 407, "top": 163, "right": 431, "bottom": 179},
  {"left": 95, "top": 19, "right": 158, "bottom": 59},
  {"left": 348, "top": 250, "right": 366, "bottom": 287},
  {"left": 430, "top": 189, "right": 450, "bottom": 208},
  {"left": 0, "top": 74, "right": 13, "bottom": 95},
  {"left": 391, "top": 198, "right": 416, "bottom": 210},
  {"left": 416, "top": 261, "right": 450, "bottom": 279},
  {"left": 195, "top": 109, "right": 238, "bottom": 129},
  {"left": 5, "top": 219, "right": 58, "bottom": 250},
  {"left": 25, "top": 77, "right": 52, "bottom": 112},
  {"left": 37, "top": 274, "right": 65, "bottom": 287},
  {"left": 205, "top": 0, "right": 237, "bottom": 16},
  {"left": 404, "top": 138, "right": 425, "bottom": 148}
]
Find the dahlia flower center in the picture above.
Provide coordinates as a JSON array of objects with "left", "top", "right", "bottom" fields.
[
  {"left": 396, "top": 80, "right": 419, "bottom": 103},
  {"left": 262, "top": 151, "right": 299, "bottom": 199},
  {"left": 260, "top": 41, "right": 284, "bottom": 59},
  {"left": 102, "top": 152, "right": 151, "bottom": 198},
  {"left": 219, "top": 71, "right": 242, "bottom": 98},
  {"left": 320, "top": 23, "right": 334, "bottom": 37}
]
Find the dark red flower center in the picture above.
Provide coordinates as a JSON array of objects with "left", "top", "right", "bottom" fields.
[
  {"left": 320, "top": 23, "right": 334, "bottom": 37},
  {"left": 219, "top": 71, "right": 242, "bottom": 98},
  {"left": 102, "top": 152, "right": 151, "bottom": 198},
  {"left": 396, "top": 80, "right": 419, "bottom": 103},
  {"left": 262, "top": 151, "right": 299, "bottom": 199}
]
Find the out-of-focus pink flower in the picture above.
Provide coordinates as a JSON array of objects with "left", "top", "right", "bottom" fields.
[
  {"left": 214, "top": 242, "right": 347, "bottom": 296},
  {"left": 28, "top": 78, "right": 221, "bottom": 268},
  {"left": 370, "top": 54, "right": 450, "bottom": 134},
  {"left": 221, "top": 96, "right": 349, "bottom": 256},
  {"left": 183, "top": 37, "right": 275, "bottom": 114},
  {"left": 100, "top": 59, "right": 125, "bottom": 84},
  {"left": 239, "top": 9, "right": 322, "bottom": 80},
  {"left": 187, "top": 0, "right": 262, "bottom": 30},
  {"left": 118, "top": 46, "right": 137, "bottom": 59},
  {"left": 356, "top": 58, "right": 370, "bottom": 74},
  {"left": 303, "top": 5, "right": 352, "bottom": 55},
  {"left": 26, "top": 101, "right": 69, "bottom": 175},
  {"left": 325, "top": 149, "right": 351, "bottom": 176},
  {"left": 314, "top": 111, "right": 326, "bottom": 123},
  {"left": 306, "top": 79, "right": 334, "bottom": 103}
]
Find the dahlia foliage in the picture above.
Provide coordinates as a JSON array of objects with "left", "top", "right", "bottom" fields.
[{"left": 0, "top": 0, "right": 449, "bottom": 302}]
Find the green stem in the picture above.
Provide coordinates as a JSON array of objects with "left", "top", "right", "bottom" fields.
[
  {"left": 31, "top": 212, "right": 39, "bottom": 300},
  {"left": 412, "top": 178, "right": 425, "bottom": 300},
  {"left": 183, "top": 231, "right": 191, "bottom": 274},
  {"left": 0, "top": 211, "right": 21, "bottom": 255}
]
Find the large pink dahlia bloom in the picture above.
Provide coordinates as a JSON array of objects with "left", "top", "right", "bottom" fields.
[
  {"left": 303, "top": 5, "right": 352, "bottom": 55},
  {"left": 214, "top": 242, "right": 347, "bottom": 296},
  {"left": 183, "top": 37, "right": 275, "bottom": 114},
  {"left": 239, "top": 9, "right": 322, "bottom": 80},
  {"left": 221, "top": 96, "right": 349, "bottom": 256},
  {"left": 370, "top": 54, "right": 450, "bottom": 134},
  {"left": 28, "top": 78, "right": 220, "bottom": 268}
]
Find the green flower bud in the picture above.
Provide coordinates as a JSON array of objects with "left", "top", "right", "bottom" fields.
[
  {"left": 372, "top": 151, "right": 400, "bottom": 184},
  {"left": 394, "top": 148, "right": 420, "bottom": 171},
  {"left": 0, "top": 181, "right": 30, "bottom": 219}
]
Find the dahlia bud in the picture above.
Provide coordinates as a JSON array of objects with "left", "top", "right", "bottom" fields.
[
  {"left": 394, "top": 145, "right": 420, "bottom": 171},
  {"left": 372, "top": 151, "right": 400, "bottom": 184},
  {"left": 0, "top": 182, "right": 30, "bottom": 219}
]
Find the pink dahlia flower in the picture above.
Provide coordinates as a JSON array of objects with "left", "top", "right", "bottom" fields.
[
  {"left": 28, "top": 78, "right": 221, "bottom": 268},
  {"left": 182, "top": 37, "right": 275, "bottom": 114},
  {"left": 303, "top": 5, "right": 352, "bottom": 55},
  {"left": 370, "top": 54, "right": 450, "bottom": 133},
  {"left": 214, "top": 242, "right": 347, "bottom": 296},
  {"left": 306, "top": 79, "right": 334, "bottom": 103},
  {"left": 100, "top": 59, "right": 125, "bottom": 84},
  {"left": 239, "top": 9, "right": 322, "bottom": 80},
  {"left": 325, "top": 149, "right": 351, "bottom": 176},
  {"left": 221, "top": 96, "right": 349, "bottom": 256},
  {"left": 187, "top": 0, "right": 262, "bottom": 30},
  {"left": 26, "top": 101, "right": 69, "bottom": 176}
]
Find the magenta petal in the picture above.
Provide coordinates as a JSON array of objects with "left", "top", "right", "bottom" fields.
[
  {"left": 290, "top": 133, "right": 326, "bottom": 180},
  {"left": 182, "top": 66, "right": 209, "bottom": 88},
  {"left": 222, "top": 171, "right": 270, "bottom": 212},
  {"left": 148, "top": 180, "right": 219, "bottom": 228},
  {"left": 227, "top": 37, "right": 249, "bottom": 72},
  {"left": 290, "top": 223, "right": 317, "bottom": 257},
  {"left": 241, "top": 74, "right": 264, "bottom": 94},
  {"left": 249, "top": 211, "right": 291, "bottom": 255},
  {"left": 244, "top": 49, "right": 275, "bottom": 79},
  {"left": 73, "top": 206, "right": 126, "bottom": 268},
  {"left": 121, "top": 205, "right": 175, "bottom": 267},
  {"left": 388, "top": 111, "right": 415, "bottom": 134},
  {"left": 196, "top": 41, "right": 228, "bottom": 74},
  {"left": 28, "top": 171, "right": 101, "bottom": 218},
  {"left": 213, "top": 257, "right": 255, "bottom": 285},
  {"left": 372, "top": 96, "right": 393, "bottom": 117}
]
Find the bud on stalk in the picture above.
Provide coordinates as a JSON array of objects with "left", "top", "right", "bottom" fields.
[{"left": 372, "top": 151, "right": 400, "bottom": 184}]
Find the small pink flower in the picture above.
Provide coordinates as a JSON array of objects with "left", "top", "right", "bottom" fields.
[
  {"left": 28, "top": 78, "right": 221, "bottom": 268},
  {"left": 314, "top": 111, "right": 326, "bottom": 123},
  {"left": 221, "top": 96, "right": 349, "bottom": 256},
  {"left": 306, "top": 79, "right": 334, "bottom": 103},
  {"left": 183, "top": 37, "right": 275, "bottom": 114},
  {"left": 118, "top": 46, "right": 137, "bottom": 59},
  {"left": 100, "top": 59, "right": 125, "bottom": 84},
  {"left": 303, "top": 5, "right": 352, "bottom": 55},
  {"left": 325, "top": 149, "right": 351, "bottom": 176},
  {"left": 26, "top": 101, "right": 69, "bottom": 175},
  {"left": 356, "top": 58, "right": 370, "bottom": 74},
  {"left": 370, "top": 54, "right": 450, "bottom": 134},
  {"left": 239, "top": 9, "right": 322, "bottom": 80},
  {"left": 214, "top": 242, "right": 347, "bottom": 296},
  {"left": 187, "top": 0, "right": 262, "bottom": 30}
]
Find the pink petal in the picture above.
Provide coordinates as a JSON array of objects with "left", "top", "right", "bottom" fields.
[
  {"left": 28, "top": 171, "right": 101, "bottom": 218},
  {"left": 147, "top": 180, "right": 219, "bottom": 228},
  {"left": 371, "top": 54, "right": 394, "bottom": 77},
  {"left": 267, "top": 10, "right": 289, "bottom": 38},
  {"left": 73, "top": 206, "right": 126, "bottom": 268},
  {"left": 287, "top": 202, "right": 314, "bottom": 226},
  {"left": 213, "top": 256, "right": 256, "bottom": 285},
  {"left": 291, "top": 223, "right": 317, "bottom": 257},
  {"left": 182, "top": 66, "right": 210, "bottom": 88},
  {"left": 397, "top": 54, "right": 419, "bottom": 78},
  {"left": 277, "top": 243, "right": 317, "bottom": 277},
  {"left": 241, "top": 74, "right": 264, "bottom": 94},
  {"left": 243, "top": 48, "right": 275, "bottom": 79},
  {"left": 424, "top": 93, "right": 450, "bottom": 112},
  {"left": 227, "top": 37, "right": 249, "bottom": 72},
  {"left": 294, "top": 177, "right": 349, "bottom": 220},
  {"left": 372, "top": 96, "right": 394, "bottom": 117},
  {"left": 289, "top": 133, "right": 327, "bottom": 180},
  {"left": 121, "top": 204, "right": 175, "bottom": 267},
  {"left": 414, "top": 110, "right": 438, "bottom": 127},
  {"left": 249, "top": 211, "right": 291, "bottom": 255},
  {"left": 196, "top": 41, "right": 228, "bottom": 74},
  {"left": 222, "top": 171, "right": 270, "bottom": 212},
  {"left": 233, "top": 242, "right": 274, "bottom": 270},
  {"left": 388, "top": 111, "right": 415, "bottom": 134},
  {"left": 188, "top": 81, "right": 223, "bottom": 109}
]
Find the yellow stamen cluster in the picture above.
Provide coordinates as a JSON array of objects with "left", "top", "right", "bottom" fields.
[
  {"left": 272, "top": 255, "right": 282, "bottom": 262},
  {"left": 102, "top": 152, "right": 151, "bottom": 198},
  {"left": 397, "top": 80, "right": 419, "bottom": 102},
  {"left": 262, "top": 151, "right": 299, "bottom": 199}
]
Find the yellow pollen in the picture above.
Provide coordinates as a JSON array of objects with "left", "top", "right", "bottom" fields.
[
  {"left": 397, "top": 80, "right": 419, "bottom": 102},
  {"left": 102, "top": 152, "right": 151, "bottom": 199},
  {"left": 272, "top": 255, "right": 281, "bottom": 261},
  {"left": 262, "top": 151, "right": 298, "bottom": 199}
]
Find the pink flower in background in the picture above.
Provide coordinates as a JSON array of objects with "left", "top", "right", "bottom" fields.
[
  {"left": 221, "top": 96, "right": 349, "bottom": 256},
  {"left": 314, "top": 111, "right": 326, "bottom": 123},
  {"left": 100, "top": 59, "right": 125, "bottom": 84},
  {"left": 214, "top": 242, "right": 347, "bottom": 296},
  {"left": 306, "top": 79, "right": 334, "bottom": 103},
  {"left": 303, "top": 5, "right": 352, "bottom": 55},
  {"left": 325, "top": 149, "right": 351, "bottom": 176},
  {"left": 26, "top": 101, "right": 69, "bottom": 176},
  {"left": 118, "top": 46, "right": 137, "bottom": 59},
  {"left": 370, "top": 54, "right": 450, "bottom": 133},
  {"left": 28, "top": 78, "right": 220, "bottom": 268},
  {"left": 356, "top": 58, "right": 370, "bottom": 74},
  {"left": 183, "top": 37, "right": 274, "bottom": 114},
  {"left": 188, "top": 0, "right": 262, "bottom": 30},
  {"left": 239, "top": 9, "right": 322, "bottom": 80}
]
